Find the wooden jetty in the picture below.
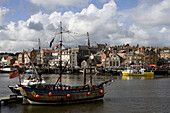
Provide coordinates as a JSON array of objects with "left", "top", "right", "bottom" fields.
[{"left": 0, "top": 94, "right": 23, "bottom": 105}]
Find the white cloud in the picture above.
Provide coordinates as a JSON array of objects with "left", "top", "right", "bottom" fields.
[
  {"left": 29, "top": 0, "right": 91, "bottom": 9},
  {"left": 116, "top": 0, "right": 170, "bottom": 47},
  {"left": 0, "top": 7, "right": 9, "bottom": 25},
  {"left": 1, "top": 0, "right": 170, "bottom": 52},
  {"left": 0, "top": 0, "right": 119, "bottom": 52},
  {"left": 160, "top": 27, "right": 167, "bottom": 33},
  {"left": 129, "top": 24, "right": 149, "bottom": 39},
  {"left": 131, "top": 0, "right": 170, "bottom": 26}
]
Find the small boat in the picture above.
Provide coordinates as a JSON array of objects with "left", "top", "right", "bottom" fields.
[
  {"left": 8, "top": 76, "right": 46, "bottom": 95},
  {"left": 0, "top": 67, "right": 12, "bottom": 73},
  {"left": 122, "top": 67, "right": 154, "bottom": 77},
  {"left": 8, "top": 85, "right": 21, "bottom": 95},
  {"left": 18, "top": 22, "right": 110, "bottom": 105}
]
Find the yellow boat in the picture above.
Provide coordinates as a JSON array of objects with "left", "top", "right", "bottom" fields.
[
  {"left": 122, "top": 72, "right": 154, "bottom": 76},
  {"left": 122, "top": 68, "right": 154, "bottom": 77}
]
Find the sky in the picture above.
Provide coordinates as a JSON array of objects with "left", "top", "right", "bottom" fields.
[{"left": 0, "top": 0, "right": 170, "bottom": 52}]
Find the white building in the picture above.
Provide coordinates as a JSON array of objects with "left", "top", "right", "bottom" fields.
[{"left": 48, "top": 48, "right": 78, "bottom": 68}]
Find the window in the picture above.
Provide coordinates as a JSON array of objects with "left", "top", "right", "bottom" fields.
[
  {"left": 110, "top": 61, "right": 112, "bottom": 66},
  {"left": 117, "top": 61, "right": 119, "bottom": 66},
  {"left": 145, "top": 58, "right": 149, "bottom": 61},
  {"left": 113, "top": 61, "right": 115, "bottom": 66}
]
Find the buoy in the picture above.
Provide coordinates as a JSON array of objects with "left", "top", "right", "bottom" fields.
[
  {"left": 49, "top": 92, "right": 52, "bottom": 96},
  {"left": 100, "top": 90, "right": 103, "bottom": 94},
  {"left": 36, "top": 94, "right": 40, "bottom": 98},
  {"left": 87, "top": 92, "right": 91, "bottom": 95},
  {"left": 67, "top": 94, "right": 71, "bottom": 98}
]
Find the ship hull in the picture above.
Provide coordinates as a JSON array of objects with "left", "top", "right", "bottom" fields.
[
  {"left": 18, "top": 85, "right": 104, "bottom": 105},
  {"left": 122, "top": 72, "right": 154, "bottom": 76},
  {"left": 24, "top": 95, "right": 104, "bottom": 105},
  {"left": 8, "top": 85, "right": 21, "bottom": 95}
]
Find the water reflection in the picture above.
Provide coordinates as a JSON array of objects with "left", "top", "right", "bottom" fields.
[
  {"left": 122, "top": 75, "right": 154, "bottom": 80},
  {"left": 21, "top": 100, "right": 104, "bottom": 113}
]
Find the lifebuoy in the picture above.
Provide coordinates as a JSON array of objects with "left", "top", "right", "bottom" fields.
[
  {"left": 36, "top": 94, "right": 40, "bottom": 98},
  {"left": 100, "top": 90, "right": 103, "bottom": 94},
  {"left": 87, "top": 92, "right": 91, "bottom": 95},
  {"left": 67, "top": 94, "right": 71, "bottom": 98},
  {"left": 49, "top": 92, "right": 52, "bottom": 96}
]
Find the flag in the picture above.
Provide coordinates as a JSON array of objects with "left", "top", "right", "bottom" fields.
[
  {"left": 49, "top": 38, "right": 54, "bottom": 48},
  {"left": 8, "top": 70, "right": 19, "bottom": 79},
  {"left": 56, "top": 44, "right": 59, "bottom": 49}
]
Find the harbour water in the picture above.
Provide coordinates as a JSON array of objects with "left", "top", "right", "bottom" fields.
[{"left": 1, "top": 73, "right": 170, "bottom": 113}]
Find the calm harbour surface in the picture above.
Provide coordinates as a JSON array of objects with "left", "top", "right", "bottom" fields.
[{"left": 1, "top": 73, "right": 170, "bottom": 113}]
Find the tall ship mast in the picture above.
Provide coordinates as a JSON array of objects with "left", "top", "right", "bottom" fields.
[{"left": 59, "top": 21, "right": 63, "bottom": 86}]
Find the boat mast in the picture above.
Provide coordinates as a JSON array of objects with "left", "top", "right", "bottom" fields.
[
  {"left": 87, "top": 32, "right": 90, "bottom": 55},
  {"left": 38, "top": 38, "right": 41, "bottom": 65},
  {"left": 25, "top": 52, "right": 40, "bottom": 81},
  {"left": 59, "top": 21, "right": 63, "bottom": 86}
]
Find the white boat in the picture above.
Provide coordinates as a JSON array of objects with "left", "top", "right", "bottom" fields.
[
  {"left": 21, "top": 79, "right": 46, "bottom": 86},
  {"left": 8, "top": 78, "right": 46, "bottom": 95},
  {"left": 0, "top": 67, "right": 12, "bottom": 73}
]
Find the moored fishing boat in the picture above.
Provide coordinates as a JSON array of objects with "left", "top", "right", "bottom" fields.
[
  {"left": 17, "top": 22, "right": 110, "bottom": 105},
  {"left": 122, "top": 67, "right": 154, "bottom": 77},
  {"left": 8, "top": 73, "right": 46, "bottom": 95},
  {"left": 8, "top": 85, "right": 21, "bottom": 95},
  {"left": 0, "top": 67, "right": 12, "bottom": 73}
]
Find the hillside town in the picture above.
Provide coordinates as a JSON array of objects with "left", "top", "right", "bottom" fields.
[{"left": 0, "top": 40, "right": 170, "bottom": 74}]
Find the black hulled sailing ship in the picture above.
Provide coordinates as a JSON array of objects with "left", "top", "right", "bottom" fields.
[{"left": 18, "top": 22, "right": 110, "bottom": 105}]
